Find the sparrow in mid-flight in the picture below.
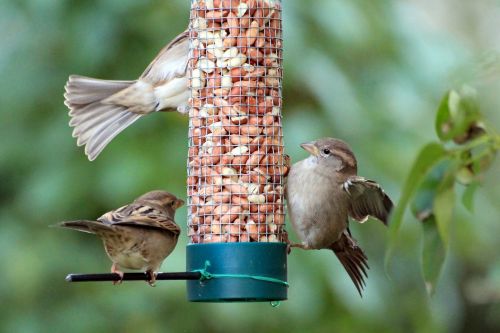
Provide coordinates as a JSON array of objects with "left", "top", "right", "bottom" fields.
[{"left": 64, "top": 31, "right": 189, "bottom": 161}]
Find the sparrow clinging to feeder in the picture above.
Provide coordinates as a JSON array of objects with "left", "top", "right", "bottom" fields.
[
  {"left": 56, "top": 190, "right": 184, "bottom": 286},
  {"left": 285, "top": 137, "right": 393, "bottom": 296},
  {"left": 64, "top": 30, "right": 189, "bottom": 161}
]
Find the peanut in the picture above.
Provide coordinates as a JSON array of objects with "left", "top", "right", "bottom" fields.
[{"left": 188, "top": 0, "right": 285, "bottom": 244}]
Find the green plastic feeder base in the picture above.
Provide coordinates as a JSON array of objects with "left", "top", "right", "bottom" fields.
[{"left": 186, "top": 242, "right": 288, "bottom": 302}]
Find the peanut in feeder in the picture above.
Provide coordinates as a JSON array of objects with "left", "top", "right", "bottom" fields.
[{"left": 186, "top": 0, "right": 288, "bottom": 302}]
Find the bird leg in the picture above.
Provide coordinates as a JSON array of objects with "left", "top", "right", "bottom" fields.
[
  {"left": 344, "top": 230, "right": 359, "bottom": 249},
  {"left": 177, "top": 104, "right": 189, "bottom": 114},
  {"left": 146, "top": 269, "right": 157, "bottom": 287},
  {"left": 111, "top": 263, "right": 124, "bottom": 285},
  {"left": 287, "top": 242, "right": 311, "bottom": 254}
]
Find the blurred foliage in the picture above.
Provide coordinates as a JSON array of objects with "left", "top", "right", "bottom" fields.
[
  {"left": 0, "top": 0, "right": 499, "bottom": 332},
  {"left": 387, "top": 86, "right": 499, "bottom": 294}
]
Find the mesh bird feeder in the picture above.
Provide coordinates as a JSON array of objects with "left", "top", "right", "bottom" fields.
[{"left": 186, "top": 0, "right": 287, "bottom": 302}]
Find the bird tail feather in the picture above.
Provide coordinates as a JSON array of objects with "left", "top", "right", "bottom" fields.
[
  {"left": 330, "top": 232, "right": 369, "bottom": 297},
  {"left": 64, "top": 75, "right": 142, "bottom": 161},
  {"left": 55, "top": 220, "right": 114, "bottom": 235}
]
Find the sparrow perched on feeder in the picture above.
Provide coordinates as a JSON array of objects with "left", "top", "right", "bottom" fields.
[
  {"left": 64, "top": 30, "right": 189, "bottom": 161},
  {"left": 56, "top": 190, "right": 184, "bottom": 286},
  {"left": 285, "top": 138, "right": 393, "bottom": 296}
]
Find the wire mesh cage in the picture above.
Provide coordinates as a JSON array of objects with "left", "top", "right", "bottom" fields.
[{"left": 186, "top": 0, "right": 288, "bottom": 302}]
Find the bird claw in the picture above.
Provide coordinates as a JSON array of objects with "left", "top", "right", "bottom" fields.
[
  {"left": 146, "top": 270, "right": 157, "bottom": 287},
  {"left": 288, "top": 242, "right": 310, "bottom": 251},
  {"left": 111, "top": 263, "right": 124, "bottom": 285},
  {"left": 177, "top": 104, "right": 189, "bottom": 114},
  {"left": 344, "top": 233, "right": 358, "bottom": 249}
]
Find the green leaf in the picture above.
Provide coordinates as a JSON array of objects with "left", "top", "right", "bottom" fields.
[
  {"left": 408, "top": 162, "right": 455, "bottom": 293},
  {"left": 410, "top": 161, "right": 449, "bottom": 221},
  {"left": 421, "top": 215, "right": 446, "bottom": 295},
  {"left": 455, "top": 166, "right": 475, "bottom": 185},
  {"left": 457, "top": 85, "right": 480, "bottom": 116},
  {"left": 435, "top": 91, "right": 453, "bottom": 141},
  {"left": 385, "top": 143, "right": 448, "bottom": 269},
  {"left": 462, "top": 182, "right": 480, "bottom": 212},
  {"left": 435, "top": 87, "right": 482, "bottom": 143},
  {"left": 433, "top": 166, "right": 457, "bottom": 247},
  {"left": 471, "top": 146, "right": 496, "bottom": 174}
]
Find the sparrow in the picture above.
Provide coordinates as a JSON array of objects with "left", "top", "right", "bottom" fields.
[
  {"left": 285, "top": 137, "right": 393, "bottom": 296},
  {"left": 55, "top": 190, "right": 184, "bottom": 286},
  {"left": 64, "top": 30, "right": 189, "bottom": 161}
]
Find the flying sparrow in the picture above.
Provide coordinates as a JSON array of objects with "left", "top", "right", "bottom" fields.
[
  {"left": 64, "top": 30, "right": 189, "bottom": 161},
  {"left": 286, "top": 137, "right": 393, "bottom": 296},
  {"left": 56, "top": 190, "right": 184, "bottom": 286}
]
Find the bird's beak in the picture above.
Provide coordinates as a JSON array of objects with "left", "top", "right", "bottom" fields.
[
  {"left": 300, "top": 142, "right": 319, "bottom": 157},
  {"left": 174, "top": 199, "right": 185, "bottom": 209}
]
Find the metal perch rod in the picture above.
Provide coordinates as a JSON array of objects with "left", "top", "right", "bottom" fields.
[{"left": 66, "top": 272, "right": 202, "bottom": 282}]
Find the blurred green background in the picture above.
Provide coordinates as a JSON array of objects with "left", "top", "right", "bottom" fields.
[{"left": 1, "top": 0, "right": 499, "bottom": 332}]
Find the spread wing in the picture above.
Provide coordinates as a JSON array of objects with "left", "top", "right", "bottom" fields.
[
  {"left": 343, "top": 176, "right": 393, "bottom": 225},
  {"left": 140, "top": 30, "right": 189, "bottom": 83},
  {"left": 98, "top": 203, "right": 181, "bottom": 235}
]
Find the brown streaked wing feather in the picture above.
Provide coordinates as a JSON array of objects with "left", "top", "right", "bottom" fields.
[
  {"left": 99, "top": 203, "right": 181, "bottom": 235},
  {"left": 140, "top": 30, "right": 189, "bottom": 82},
  {"left": 330, "top": 231, "right": 369, "bottom": 297},
  {"left": 114, "top": 215, "right": 181, "bottom": 235},
  {"left": 344, "top": 176, "right": 393, "bottom": 225},
  {"left": 97, "top": 205, "right": 130, "bottom": 225}
]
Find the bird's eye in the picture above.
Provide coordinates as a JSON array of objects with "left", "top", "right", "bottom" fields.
[{"left": 322, "top": 148, "right": 330, "bottom": 155}]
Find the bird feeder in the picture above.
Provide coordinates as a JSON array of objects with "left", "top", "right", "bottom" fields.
[{"left": 186, "top": 0, "right": 287, "bottom": 302}]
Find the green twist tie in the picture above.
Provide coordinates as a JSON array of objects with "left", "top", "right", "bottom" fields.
[{"left": 192, "top": 260, "right": 289, "bottom": 287}]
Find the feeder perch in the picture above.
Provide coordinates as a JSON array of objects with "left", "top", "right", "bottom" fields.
[{"left": 186, "top": 0, "right": 287, "bottom": 302}]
